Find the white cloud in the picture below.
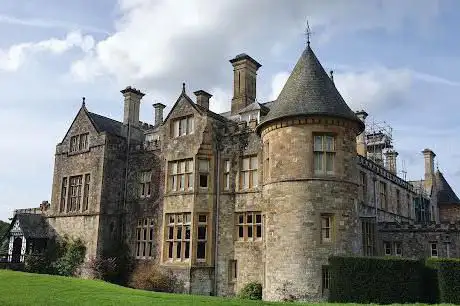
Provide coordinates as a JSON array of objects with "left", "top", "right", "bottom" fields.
[
  {"left": 70, "top": 0, "right": 441, "bottom": 99},
  {"left": 0, "top": 31, "right": 95, "bottom": 71},
  {"left": 269, "top": 72, "right": 290, "bottom": 101},
  {"left": 334, "top": 67, "right": 413, "bottom": 112},
  {"left": 0, "top": 14, "right": 109, "bottom": 34}
]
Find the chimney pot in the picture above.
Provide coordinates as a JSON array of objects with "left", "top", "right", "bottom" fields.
[
  {"left": 121, "top": 86, "right": 145, "bottom": 127},
  {"left": 385, "top": 150, "right": 398, "bottom": 174},
  {"left": 153, "top": 103, "right": 166, "bottom": 126},
  {"left": 194, "top": 90, "right": 212, "bottom": 110},
  {"left": 422, "top": 148, "right": 436, "bottom": 192}
]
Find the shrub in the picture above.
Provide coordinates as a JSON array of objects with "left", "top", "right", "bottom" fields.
[
  {"left": 329, "top": 256, "right": 424, "bottom": 304},
  {"left": 129, "top": 262, "right": 182, "bottom": 293},
  {"left": 52, "top": 237, "right": 86, "bottom": 276},
  {"left": 24, "top": 253, "right": 52, "bottom": 274},
  {"left": 84, "top": 257, "right": 118, "bottom": 281},
  {"left": 238, "top": 282, "right": 262, "bottom": 300},
  {"left": 437, "top": 259, "right": 460, "bottom": 304}
]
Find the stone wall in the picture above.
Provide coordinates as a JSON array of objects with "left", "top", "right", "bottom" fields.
[{"left": 439, "top": 204, "right": 460, "bottom": 223}]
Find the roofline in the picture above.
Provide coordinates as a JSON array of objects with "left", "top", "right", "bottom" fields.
[
  {"left": 229, "top": 54, "right": 262, "bottom": 69},
  {"left": 256, "top": 113, "right": 365, "bottom": 135}
]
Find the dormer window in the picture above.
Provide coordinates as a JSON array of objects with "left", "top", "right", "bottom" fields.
[
  {"left": 70, "top": 133, "right": 89, "bottom": 153},
  {"left": 172, "top": 116, "right": 194, "bottom": 137}
]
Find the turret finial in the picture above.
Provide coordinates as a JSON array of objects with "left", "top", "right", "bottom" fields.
[
  {"left": 305, "top": 20, "right": 313, "bottom": 47},
  {"left": 82, "top": 96, "right": 86, "bottom": 107},
  {"left": 182, "top": 82, "right": 186, "bottom": 94}
]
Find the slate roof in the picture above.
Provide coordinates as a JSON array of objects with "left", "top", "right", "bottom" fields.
[
  {"left": 435, "top": 171, "right": 460, "bottom": 205},
  {"left": 87, "top": 112, "right": 125, "bottom": 137},
  {"left": 256, "top": 45, "right": 364, "bottom": 134},
  {"left": 10, "top": 214, "right": 50, "bottom": 239}
]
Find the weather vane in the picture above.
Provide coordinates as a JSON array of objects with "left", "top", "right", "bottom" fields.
[{"left": 305, "top": 20, "right": 313, "bottom": 46}]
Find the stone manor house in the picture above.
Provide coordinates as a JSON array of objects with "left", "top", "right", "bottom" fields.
[{"left": 2, "top": 42, "right": 460, "bottom": 301}]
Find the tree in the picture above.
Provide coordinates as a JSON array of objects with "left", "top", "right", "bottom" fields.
[{"left": 0, "top": 220, "right": 9, "bottom": 238}]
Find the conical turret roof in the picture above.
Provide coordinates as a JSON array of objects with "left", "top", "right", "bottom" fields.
[
  {"left": 435, "top": 171, "right": 460, "bottom": 205},
  {"left": 257, "top": 45, "right": 363, "bottom": 134}
]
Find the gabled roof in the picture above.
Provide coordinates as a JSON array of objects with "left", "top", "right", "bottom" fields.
[
  {"left": 435, "top": 171, "right": 460, "bottom": 205},
  {"left": 7, "top": 214, "right": 50, "bottom": 239},
  {"left": 256, "top": 45, "right": 364, "bottom": 134},
  {"left": 87, "top": 112, "right": 124, "bottom": 137}
]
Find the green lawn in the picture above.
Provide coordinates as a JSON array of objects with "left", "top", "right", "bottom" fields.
[{"left": 0, "top": 270, "right": 441, "bottom": 306}]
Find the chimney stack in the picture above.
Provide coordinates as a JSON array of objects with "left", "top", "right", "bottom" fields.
[
  {"left": 194, "top": 90, "right": 212, "bottom": 110},
  {"left": 121, "top": 86, "right": 145, "bottom": 127},
  {"left": 355, "top": 110, "right": 368, "bottom": 157},
  {"left": 229, "top": 53, "right": 261, "bottom": 115},
  {"left": 422, "top": 148, "right": 436, "bottom": 191},
  {"left": 153, "top": 103, "right": 166, "bottom": 126},
  {"left": 385, "top": 150, "right": 398, "bottom": 174}
]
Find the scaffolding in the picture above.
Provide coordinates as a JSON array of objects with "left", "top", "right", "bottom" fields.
[{"left": 365, "top": 117, "right": 393, "bottom": 167}]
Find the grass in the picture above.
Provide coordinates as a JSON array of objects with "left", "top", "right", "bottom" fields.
[{"left": 0, "top": 270, "right": 447, "bottom": 306}]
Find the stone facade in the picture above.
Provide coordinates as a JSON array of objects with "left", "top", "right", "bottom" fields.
[{"left": 7, "top": 43, "right": 460, "bottom": 302}]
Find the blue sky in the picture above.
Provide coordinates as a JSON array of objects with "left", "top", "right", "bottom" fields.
[{"left": 0, "top": 0, "right": 459, "bottom": 221}]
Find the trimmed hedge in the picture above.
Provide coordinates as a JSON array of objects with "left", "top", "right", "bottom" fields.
[
  {"left": 438, "top": 259, "right": 460, "bottom": 304},
  {"left": 329, "top": 256, "right": 424, "bottom": 304}
]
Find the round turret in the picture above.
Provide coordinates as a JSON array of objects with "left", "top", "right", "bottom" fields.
[{"left": 258, "top": 45, "right": 363, "bottom": 300}]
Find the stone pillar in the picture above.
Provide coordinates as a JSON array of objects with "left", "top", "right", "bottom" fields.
[
  {"left": 385, "top": 150, "right": 398, "bottom": 174},
  {"left": 194, "top": 90, "right": 212, "bottom": 110},
  {"left": 153, "top": 103, "right": 166, "bottom": 126},
  {"left": 121, "top": 86, "right": 145, "bottom": 127},
  {"left": 355, "top": 110, "right": 368, "bottom": 157}
]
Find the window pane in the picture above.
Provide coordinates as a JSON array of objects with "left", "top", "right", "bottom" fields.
[
  {"left": 255, "top": 214, "right": 261, "bottom": 223},
  {"left": 187, "top": 160, "right": 194, "bottom": 172},
  {"left": 314, "top": 152, "right": 323, "bottom": 171},
  {"left": 252, "top": 171, "right": 258, "bottom": 187},
  {"left": 225, "top": 160, "right": 231, "bottom": 172},
  {"left": 199, "top": 159, "right": 209, "bottom": 171},
  {"left": 199, "top": 174, "right": 208, "bottom": 188},
  {"left": 243, "top": 172, "right": 250, "bottom": 188},
  {"left": 184, "top": 213, "right": 191, "bottom": 223},
  {"left": 198, "top": 226, "right": 206, "bottom": 240},
  {"left": 185, "top": 225, "right": 191, "bottom": 239},
  {"left": 176, "top": 226, "right": 182, "bottom": 239},
  {"left": 242, "top": 158, "right": 250, "bottom": 170},
  {"left": 187, "top": 117, "right": 194, "bottom": 134},
  {"left": 174, "top": 120, "right": 180, "bottom": 137},
  {"left": 250, "top": 157, "right": 258, "bottom": 169},
  {"left": 248, "top": 226, "right": 253, "bottom": 238},
  {"left": 179, "top": 161, "right": 186, "bottom": 173},
  {"left": 325, "top": 136, "right": 334, "bottom": 151},
  {"left": 176, "top": 242, "right": 182, "bottom": 259},
  {"left": 168, "top": 227, "right": 174, "bottom": 239},
  {"left": 247, "top": 214, "right": 253, "bottom": 224},
  {"left": 314, "top": 136, "right": 323, "bottom": 151},
  {"left": 256, "top": 225, "right": 262, "bottom": 238},
  {"left": 198, "top": 215, "right": 207, "bottom": 223},
  {"left": 168, "top": 242, "right": 173, "bottom": 258},
  {"left": 171, "top": 163, "right": 177, "bottom": 174},
  {"left": 238, "top": 226, "right": 244, "bottom": 238},
  {"left": 185, "top": 242, "right": 190, "bottom": 259},
  {"left": 197, "top": 242, "right": 206, "bottom": 259}
]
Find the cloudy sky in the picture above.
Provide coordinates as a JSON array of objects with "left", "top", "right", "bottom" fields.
[{"left": 1, "top": 0, "right": 459, "bottom": 221}]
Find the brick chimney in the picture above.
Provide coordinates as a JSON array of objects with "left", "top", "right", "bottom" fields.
[
  {"left": 153, "top": 103, "right": 166, "bottom": 126},
  {"left": 385, "top": 150, "right": 398, "bottom": 174},
  {"left": 121, "top": 86, "right": 145, "bottom": 127},
  {"left": 230, "top": 53, "right": 261, "bottom": 115},
  {"left": 355, "top": 110, "right": 368, "bottom": 157},
  {"left": 194, "top": 90, "right": 212, "bottom": 110},
  {"left": 423, "top": 148, "right": 436, "bottom": 192}
]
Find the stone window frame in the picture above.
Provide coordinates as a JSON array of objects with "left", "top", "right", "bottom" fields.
[
  {"left": 322, "top": 265, "right": 331, "bottom": 296},
  {"left": 362, "top": 218, "right": 376, "bottom": 256},
  {"left": 239, "top": 155, "right": 258, "bottom": 190},
  {"left": 68, "top": 175, "right": 83, "bottom": 212},
  {"left": 360, "top": 171, "right": 367, "bottom": 203},
  {"left": 396, "top": 189, "right": 401, "bottom": 214},
  {"left": 165, "top": 213, "right": 191, "bottom": 262},
  {"left": 383, "top": 241, "right": 392, "bottom": 256},
  {"left": 320, "top": 214, "right": 334, "bottom": 244},
  {"left": 139, "top": 170, "right": 152, "bottom": 198},
  {"left": 82, "top": 174, "right": 90, "bottom": 211},
  {"left": 394, "top": 241, "right": 402, "bottom": 256},
  {"left": 430, "top": 242, "right": 438, "bottom": 258},
  {"left": 198, "top": 159, "right": 210, "bottom": 190},
  {"left": 264, "top": 141, "right": 270, "bottom": 181},
  {"left": 379, "top": 181, "right": 388, "bottom": 210},
  {"left": 60, "top": 177, "right": 68, "bottom": 212},
  {"left": 236, "top": 212, "right": 262, "bottom": 242},
  {"left": 313, "top": 134, "right": 336, "bottom": 176},
  {"left": 196, "top": 214, "right": 208, "bottom": 262},
  {"left": 60, "top": 173, "right": 91, "bottom": 213},
  {"left": 169, "top": 159, "right": 194, "bottom": 192},
  {"left": 135, "top": 218, "right": 155, "bottom": 259},
  {"left": 223, "top": 160, "right": 231, "bottom": 190},
  {"left": 228, "top": 260, "right": 237, "bottom": 283},
  {"left": 171, "top": 115, "right": 194, "bottom": 138},
  {"left": 69, "top": 132, "right": 89, "bottom": 153}
]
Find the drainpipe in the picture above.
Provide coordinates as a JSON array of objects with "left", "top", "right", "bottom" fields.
[
  {"left": 122, "top": 122, "right": 131, "bottom": 242},
  {"left": 214, "top": 148, "right": 221, "bottom": 296}
]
